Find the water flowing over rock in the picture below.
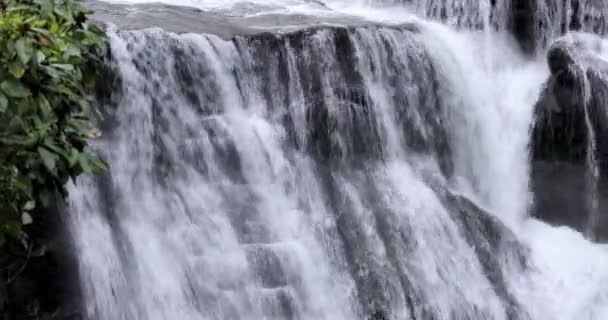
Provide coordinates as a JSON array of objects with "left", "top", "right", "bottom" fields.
[
  {"left": 533, "top": 0, "right": 608, "bottom": 48},
  {"left": 86, "top": 0, "right": 608, "bottom": 52},
  {"left": 413, "top": 0, "right": 511, "bottom": 30},
  {"left": 415, "top": 0, "right": 608, "bottom": 52},
  {"left": 65, "top": 20, "right": 540, "bottom": 319},
  {"left": 43, "top": 1, "right": 608, "bottom": 320}
]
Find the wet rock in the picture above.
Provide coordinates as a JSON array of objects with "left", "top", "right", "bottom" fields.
[
  {"left": 531, "top": 33, "right": 608, "bottom": 240},
  {"left": 443, "top": 193, "right": 530, "bottom": 320},
  {"left": 532, "top": 37, "right": 590, "bottom": 164}
]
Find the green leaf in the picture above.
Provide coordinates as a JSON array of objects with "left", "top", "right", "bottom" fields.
[
  {"left": 38, "top": 147, "right": 57, "bottom": 176},
  {"left": 0, "top": 93, "right": 8, "bottom": 113},
  {"left": 78, "top": 99, "right": 92, "bottom": 113},
  {"left": 0, "top": 233, "right": 6, "bottom": 248},
  {"left": 0, "top": 135, "right": 37, "bottom": 147},
  {"left": 63, "top": 46, "right": 81, "bottom": 59},
  {"left": 37, "top": 0, "right": 55, "bottom": 17},
  {"left": 23, "top": 201, "right": 35, "bottom": 211},
  {"left": 41, "top": 66, "right": 62, "bottom": 79},
  {"left": 31, "top": 27, "right": 53, "bottom": 38},
  {"left": 78, "top": 153, "right": 93, "bottom": 174},
  {"left": 36, "top": 51, "right": 46, "bottom": 64},
  {"left": 15, "top": 176, "right": 32, "bottom": 194},
  {"left": 21, "top": 212, "right": 33, "bottom": 225},
  {"left": 51, "top": 64, "right": 75, "bottom": 71},
  {"left": 39, "top": 189, "right": 53, "bottom": 208},
  {"left": 67, "top": 149, "right": 80, "bottom": 167},
  {"left": 43, "top": 139, "right": 64, "bottom": 154},
  {"left": 7, "top": 5, "right": 33, "bottom": 12},
  {"left": 1, "top": 79, "right": 31, "bottom": 98},
  {"left": 9, "top": 61, "right": 26, "bottom": 79},
  {"left": 37, "top": 94, "right": 53, "bottom": 120},
  {"left": 3, "top": 220, "right": 22, "bottom": 239},
  {"left": 67, "top": 118, "right": 88, "bottom": 133},
  {"left": 15, "top": 38, "right": 34, "bottom": 65},
  {"left": 91, "top": 156, "right": 109, "bottom": 173}
]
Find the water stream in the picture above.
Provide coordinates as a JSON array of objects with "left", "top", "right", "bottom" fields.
[{"left": 68, "top": 1, "right": 608, "bottom": 319}]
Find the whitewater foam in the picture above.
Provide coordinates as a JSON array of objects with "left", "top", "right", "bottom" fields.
[{"left": 71, "top": 1, "right": 608, "bottom": 319}]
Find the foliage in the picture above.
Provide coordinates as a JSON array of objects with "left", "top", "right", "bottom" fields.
[{"left": 0, "top": 0, "right": 106, "bottom": 250}]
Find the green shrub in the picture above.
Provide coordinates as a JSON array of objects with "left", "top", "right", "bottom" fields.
[{"left": 0, "top": 0, "right": 106, "bottom": 248}]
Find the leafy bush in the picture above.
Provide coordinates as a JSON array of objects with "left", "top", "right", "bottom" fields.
[{"left": 0, "top": 0, "right": 106, "bottom": 249}]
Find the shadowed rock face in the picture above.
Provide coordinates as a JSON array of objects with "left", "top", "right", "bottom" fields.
[{"left": 531, "top": 32, "right": 608, "bottom": 241}]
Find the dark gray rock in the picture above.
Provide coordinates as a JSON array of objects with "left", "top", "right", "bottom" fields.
[
  {"left": 443, "top": 193, "right": 530, "bottom": 320},
  {"left": 531, "top": 32, "right": 608, "bottom": 241}
]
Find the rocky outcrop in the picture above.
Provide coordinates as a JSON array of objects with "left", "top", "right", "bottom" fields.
[{"left": 531, "top": 32, "right": 608, "bottom": 240}]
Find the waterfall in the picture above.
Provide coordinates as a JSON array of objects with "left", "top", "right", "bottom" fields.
[
  {"left": 67, "top": 1, "right": 608, "bottom": 319},
  {"left": 415, "top": 0, "right": 512, "bottom": 30},
  {"left": 414, "top": 0, "right": 608, "bottom": 52}
]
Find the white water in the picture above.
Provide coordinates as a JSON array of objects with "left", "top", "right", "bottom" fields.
[
  {"left": 417, "top": 21, "right": 608, "bottom": 320},
  {"left": 95, "top": 0, "right": 488, "bottom": 25},
  {"left": 70, "top": 0, "right": 608, "bottom": 319},
  {"left": 97, "top": 0, "right": 368, "bottom": 16}
]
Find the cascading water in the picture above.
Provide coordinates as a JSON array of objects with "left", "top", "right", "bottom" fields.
[
  {"left": 414, "top": 0, "right": 511, "bottom": 30},
  {"left": 67, "top": 0, "right": 608, "bottom": 319}
]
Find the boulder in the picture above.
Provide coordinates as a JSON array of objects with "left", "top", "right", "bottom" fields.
[{"left": 531, "top": 32, "right": 608, "bottom": 240}]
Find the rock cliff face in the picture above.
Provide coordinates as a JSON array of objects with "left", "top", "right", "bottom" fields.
[{"left": 531, "top": 32, "right": 608, "bottom": 240}]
